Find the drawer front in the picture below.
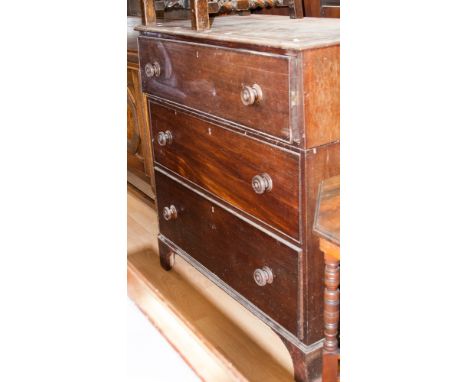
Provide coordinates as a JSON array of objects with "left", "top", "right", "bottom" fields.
[
  {"left": 151, "top": 102, "right": 300, "bottom": 240},
  {"left": 139, "top": 36, "right": 292, "bottom": 142},
  {"left": 156, "top": 171, "right": 300, "bottom": 335}
]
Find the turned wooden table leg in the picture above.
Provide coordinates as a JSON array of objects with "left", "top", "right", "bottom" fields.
[{"left": 323, "top": 252, "right": 340, "bottom": 382}]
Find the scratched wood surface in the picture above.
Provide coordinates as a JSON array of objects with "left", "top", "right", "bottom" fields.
[
  {"left": 302, "top": 46, "right": 340, "bottom": 148},
  {"left": 135, "top": 15, "right": 339, "bottom": 50}
]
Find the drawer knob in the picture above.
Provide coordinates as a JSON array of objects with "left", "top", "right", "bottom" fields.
[
  {"left": 163, "top": 205, "right": 178, "bottom": 221},
  {"left": 241, "top": 84, "right": 263, "bottom": 106},
  {"left": 252, "top": 173, "right": 273, "bottom": 194},
  {"left": 144, "top": 61, "right": 161, "bottom": 78},
  {"left": 253, "top": 266, "right": 274, "bottom": 286},
  {"left": 157, "top": 130, "right": 173, "bottom": 146}
]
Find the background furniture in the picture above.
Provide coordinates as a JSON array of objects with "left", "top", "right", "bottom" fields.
[
  {"left": 134, "top": 0, "right": 340, "bottom": 24},
  {"left": 313, "top": 175, "right": 340, "bottom": 382},
  {"left": 137, "top": 15, "right": 339, "bottom": 381},
  {"left": 128, "top": 16, "right": 155, "bottom": 198},
  {"left": 303, "top": 0, "right": 340, "bottom": 18},
  {"left": 141, "top": 0, "right": 305, "bottom": 30},
  {"left": 128, "top": 0, "right": 143, "bottom": 16}
]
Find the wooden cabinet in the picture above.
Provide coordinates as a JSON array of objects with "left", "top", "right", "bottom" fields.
[
  {"left": 127, "top": 17, "right": 155, "bottom": 198},
  {"left": 304, "top": 0, "right": 340, "bottom": 17},
  {"left": 137, "top": 15, "right": 339, "bottom": 382}
]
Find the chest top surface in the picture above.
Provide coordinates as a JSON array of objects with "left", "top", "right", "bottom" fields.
[{"left": 135, "top": 15, "right": 340, "bottom": 51}]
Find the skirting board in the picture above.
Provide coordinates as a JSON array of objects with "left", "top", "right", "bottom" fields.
[{"left": 127, "top": 248, "right": 294, "bottom": 381}]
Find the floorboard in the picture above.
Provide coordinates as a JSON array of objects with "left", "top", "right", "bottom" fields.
[{"left": 127, "top": 184, "right": 294, "bottom": 381}]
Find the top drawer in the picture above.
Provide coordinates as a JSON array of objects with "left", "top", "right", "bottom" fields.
[{"left": 138, "top": 37, "right": 293, "bottom": 142}]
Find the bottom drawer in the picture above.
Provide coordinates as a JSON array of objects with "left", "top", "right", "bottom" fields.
[{"left": 156, "top": 171, "right": 301, "bottom": 335}]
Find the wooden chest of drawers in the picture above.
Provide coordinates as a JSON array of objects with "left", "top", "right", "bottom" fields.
[{"left": 137, "top": 15, "right": 340, "bottom": 382}]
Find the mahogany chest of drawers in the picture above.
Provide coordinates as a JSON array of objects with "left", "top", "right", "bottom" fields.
[{"left": 136, "top": 15, "right": 340, "bottom": 381}]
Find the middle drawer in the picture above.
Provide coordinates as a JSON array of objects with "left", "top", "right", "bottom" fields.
[{"left": 150, "top": 101, "right": 300, "bottom": 240}]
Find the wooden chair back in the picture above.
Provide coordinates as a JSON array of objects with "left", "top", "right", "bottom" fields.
[{"left": 141, "top": 0, "right": 304, "bottom": 31}]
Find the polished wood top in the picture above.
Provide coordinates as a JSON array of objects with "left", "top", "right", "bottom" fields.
[
  {"left": 136, "top": 15, "right": 340, "bottom": 50},
  {"left": 313, "top": 176, "right": 339, "bottom": 246}
]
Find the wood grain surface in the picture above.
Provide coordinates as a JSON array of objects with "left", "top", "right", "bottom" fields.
[
  {"left": 302, "top": 46, "right": 340, "bottom": 148},
  {"left": 155, "top": 172, "right": 302, "bottom": 336},
  {"left": 190, "top": 0, "right": 210, "bottom": 31},
  {"left": 134, "top": 15, "right": 341, "bottom": 379},
  {"left": 135, "top": 15, "right": 340, "bottom": 51},
  {"left": 150, "top": 101, "right": 301, "bottom": 239},
  {"left": 139, "top": 37, "right": 292, "bottom": 141}
]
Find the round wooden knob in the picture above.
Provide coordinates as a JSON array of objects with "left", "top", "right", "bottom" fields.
[
  {"left": 253, "top": 266, "right": 273, "bottom": 286},
  {"left": 252, "top": 173, "right": 273, "bottom": 194},
  {"left": 157, "top": 130, "right": 173, "bottom": 146},
  {"left": 145, "top": 61, "right": 161, "bottom": 78},
  {"left": 241, "top": 84, "right": 263, "bottom": 106},
  {"left": 163, "top": 205, "right": 178, "bottom": 221}
]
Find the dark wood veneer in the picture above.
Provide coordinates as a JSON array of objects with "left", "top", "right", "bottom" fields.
[
  {"left": 139, "top": 36, "right": 293, "bottom": 142},
  {"left": 136, "top": 16, "right": 340, "bottom": 381},
  {"left": 150, "top": 101, "right": 301, "bottom": 240},
  {"left": 156, "top": 171, "right": 301, "bottom": 335}
]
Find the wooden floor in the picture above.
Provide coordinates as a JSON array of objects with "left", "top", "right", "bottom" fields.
[{"left": 127, "top": 184, "right": 294, "bottom": 381}]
